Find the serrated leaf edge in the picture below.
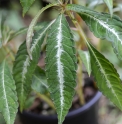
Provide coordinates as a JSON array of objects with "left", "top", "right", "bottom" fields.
[
  {"left": 1, "top": 61, "right": 11, "bottom": 123},
  {"left": 26, "top": 3, "right": 58, "bottom": 59},
  {"left": 17, "top": 21, "right": 54, "bottom": 110},
  {"left": 88, "top": 43, "right": 122, "bottom": 108},
  {"left": 56, "top": 15, "right": 65, "bottom": 122},
  {"left": 22, "top": 20, "right": 54, "bottom": 83},
  {"left": 66, "top": 5, "right": 122, "bottom": 45}
]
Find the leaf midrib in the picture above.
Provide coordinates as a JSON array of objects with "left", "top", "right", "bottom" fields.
[
  {"left": 56, "top": 15, "right": 64, "bottom": 122},
  {"left": 30, "top": 20, "right": 55, "bottom": 52},
  {"left": 89, "top": 44, "right": 122, "bottom": 107},
  {"left": 82, "top": 12, "right": 122, "bottom": 43},
  {"left": 20, "top": 21, "right": 55, "bottom": 100},
  {"left": 33, "top": 75, "right": 47, "bottom": 88},
  {"left": 1, "top": 61, "right": 10, "bottom": 123}
]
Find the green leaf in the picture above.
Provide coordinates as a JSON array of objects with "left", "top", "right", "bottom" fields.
[
  {"left": 66, "top": 4, "right": 122, "bottom": 60},
  {"left": 0, "top": 15, "right": 14, "bottom": 47},
  {"left": 0, "top": 60, "right": 18, "bottom": 124},
  {"left": 78, "top": 50, "right": 91, "bottom": 76},
  {"left": 9, "top": 22, "right": 48, "bottom": 41},
  {"left": 24, "top": 96, "right": 35, "bottom": 109},
  {"left": 45, "top": 14, "right": 77, "bottom": 124},
  {"left": 13, "top": 22, "right": 53, "bottom": 111},
  {"left": 87, "top": 42, "right": 122, "bottom": 111},
  {"left": 31, "top": 66, "right": 48, "bottom": 94},
  {"left": 104, "top": 0, "right": 113, "bottom": 17},
  {"left": 26, "top": 3, "right": 57, "bottom": 59},
  {"left": 0, "top": 113, "right": 5, "bottom": 124},
  {"left": 20, "top": 0, "right": 35, "bottom": 16}
]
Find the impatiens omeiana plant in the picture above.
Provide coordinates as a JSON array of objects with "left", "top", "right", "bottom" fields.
[{"left": 1, "top": 0, "right": 122, "bottom": 124}]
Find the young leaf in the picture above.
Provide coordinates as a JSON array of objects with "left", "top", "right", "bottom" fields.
[
  {"left": 45, "top": 14, "right": 77, "bottom": 124},
  {"left": 0, "top": 15, "right": 13, "bottom": 47},
  {"left": 26, "top": 3, "right": 57, "bottom": 59},
  {"left": 66, "top": 4, "right": 122, "bottom": 60},
  {"left": 78, "top": 50, "right": 91, "bottom": 76},
  {"left": 9, "top": 22, "right": 48, "bottom": 41},
  {"left": 87, "top": 42, "right": 122, "bottom": 110},
  {"left": 87, "top": 0, "right": 104, "bottom": 9},
  {"left": 104, "top": 0, "right": 113, "bottom": 17},
  {"left": 31, "top": 66, "right": 48, "bottom": 94},
  {"left": 20, "top": 0, "right": 35, "bottom": 16},
  {"left": 0, "top": 60, "right": 18, "bottom": 124},
  {"left": 13, "top": 22, "right": 53, "bottom": 111}
]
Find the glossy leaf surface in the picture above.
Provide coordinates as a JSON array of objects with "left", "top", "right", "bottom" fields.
[
  {"left": 45, "top": 14, "right": 77, "bottom": 124},
  {"left": 0, "top": 61, "right": 18, "bottom": 124},
  {"left": 66, "top": 4, "right": 122, "bottom": 60}
]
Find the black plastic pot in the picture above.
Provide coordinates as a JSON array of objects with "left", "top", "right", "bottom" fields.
[{"left": 19, "top": 91, "right": 102, "bottom": 124}]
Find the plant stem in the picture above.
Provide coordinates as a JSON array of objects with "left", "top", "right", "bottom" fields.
[
  {"left": 58, "top": 0, "right": 62, "bottom": 4},
  {"left": 73, "top": 0, "right": 78, "bottom": 4},
  {"left": 70, "top": 12, "right": 101, "bottom": 51},
  {"left": 64, "top": 0, "right": 69, "bottom": 4},
  {"left": 37, "top": 93, "right": 55, "bottom": 110},
  {"left": 70, "top": 0, "right": 72, "bottom": 4},
  {"left": 74, "top": 21, "right": 87, "bottom": 42},
  {"left": 66, "top": 11, "right": 86, "bottom": 43},
  {"left": 4, "top": 46, "right": 15, "bottom": 61},
  {"left": 77, "top": 56, "right": 85, "bottom": 105},
  {"left": 67, "top": 11, "right": 85, "bottom": 105}
]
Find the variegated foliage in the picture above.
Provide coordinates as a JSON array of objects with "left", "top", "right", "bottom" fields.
[
  {"left": 66, "top": 4, "right": 122, "bottom": 60},
  {"left": 67, "top": 3, "right": 122, "bottom": 111},
  {"left": 13, "top": 22, "right": 53, "bottom": 111},
  {"left": 0, "top": 61, "right": 18, "bottom": 124},
  {"left": 45, "top": 14, "right": 77, "bottom": 124},
  {"left": 1, "top": 1, "right": 122, "bottom": 124},
  {"left": 87, "top": 42, "right": 122, "bottom": 110}
]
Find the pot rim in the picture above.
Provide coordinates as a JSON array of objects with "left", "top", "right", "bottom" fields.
[
  {"left": 22, "top": 91, "right": 102, "bottom": 119},
  {"left": 67, "top": 91, "right": 102, "bottom": 117}
]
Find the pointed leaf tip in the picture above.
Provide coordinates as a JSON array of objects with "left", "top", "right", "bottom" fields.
[
  {"left": 104, "top": 0, "right": 113, "bottom": 17},
  {"left": 78, "top": 50, "right": 91, "bottom": 76},
  {"left": 45, "top": 14, "right": 77, "bottom": 124},
  {"left": 87, "top": 42, "right": 122, "bottom": 111},
  {"left": 20, "top": 0, "right": 35, "bottom": 16},
  {"left": 26, "top": 3, "right": 57, "bottom": 60},
  {"left": 13, "top": 22, "right": 53, "bottom": 111}
]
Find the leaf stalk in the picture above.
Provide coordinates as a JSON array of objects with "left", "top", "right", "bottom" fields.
[{"left": 37, "top": 93, "right": 55, "bottom": 110}]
